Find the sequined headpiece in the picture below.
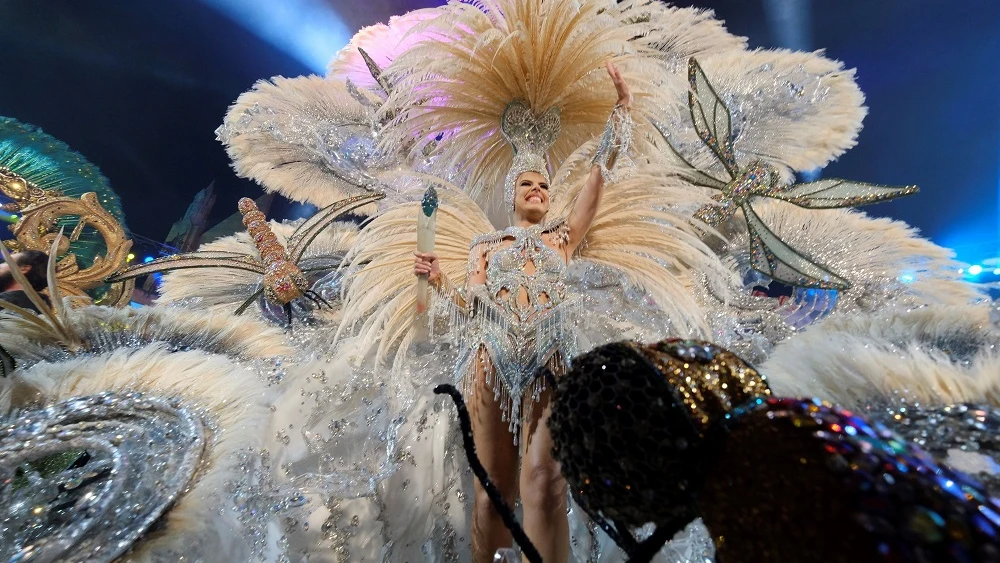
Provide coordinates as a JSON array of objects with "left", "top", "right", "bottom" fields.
[{"left": 501, "top": 101, "right": 560, "bottom": 212}]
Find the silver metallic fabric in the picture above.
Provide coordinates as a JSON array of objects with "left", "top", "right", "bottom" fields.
[{"left": 0, "top": 392, "right": 206, "bottom": 562}]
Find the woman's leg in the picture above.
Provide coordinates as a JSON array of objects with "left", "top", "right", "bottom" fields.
[
  {"left": 519, "top": 386, "right": 570, "bottom": 563},
  {"left": 470, "top": 351, "right": 520, "bottom": 563}
]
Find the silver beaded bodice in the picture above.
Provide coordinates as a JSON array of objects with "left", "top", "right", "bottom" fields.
[
  {"left": 483, "top": 225, "right": 567, "bottom": 322},
  {"left": 456, "top": 222, "right": 577, "bottom": 440}
]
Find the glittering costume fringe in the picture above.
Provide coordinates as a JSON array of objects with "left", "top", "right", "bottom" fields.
[
  {"left": 457, "top": 291, "right": 579, "bottom": 444},
  {"left": 429, "top": 277, "right": 469, "bottom": 343}
]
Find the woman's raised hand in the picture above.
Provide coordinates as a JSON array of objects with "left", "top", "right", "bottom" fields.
[
  {"left": 413, "top": 251, "right": 441, "bottom": 281},
  {"left": 606, "top": 61, "right": 632, "bottom": 108}
]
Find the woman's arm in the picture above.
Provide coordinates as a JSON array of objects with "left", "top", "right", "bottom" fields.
[
  {"left": 565, "top": 62, "right": 632, "bottom": 254},
  {"left": 564, "top": 165, "right": 605, "bottom": 256}
]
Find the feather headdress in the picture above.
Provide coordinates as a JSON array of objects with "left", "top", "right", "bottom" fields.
[
  {"left": 338, "top": 184, "right": 493, "bottom": 365},
  {"left": 501, "top": 101, "right": 560, "bottom": 211},
  {"left": 381, "top": 0, "right": 676, "bottom": 207}
]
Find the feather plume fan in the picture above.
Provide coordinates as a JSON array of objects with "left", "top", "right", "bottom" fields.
[
  {"left": 613, "top": 1, "right": 747, "bottom": 66},
  {"left": 655, "top": 48, "right": 867, "bottom": 183},
  {"left": 762, "top": 304, "right": 1000, "bottom": 409},
  {"left": 550, "top": 151, "right": 736, "bottom": 335},
  {"left": 0, "top": 303, "right": 289, "bottom": 369},
  {"left": 338, "top": 188, "right": 492, "bottom": 365},
  {"left": 217, "top": 75, "right": 388, "bottom": 209},
  {"left": 381, "top": 0, "right": 693, "bottom": 207}
]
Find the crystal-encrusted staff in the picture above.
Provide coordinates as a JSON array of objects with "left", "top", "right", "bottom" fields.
[{"left": 414, "top": 185, "right": 438, "bottom": 314}]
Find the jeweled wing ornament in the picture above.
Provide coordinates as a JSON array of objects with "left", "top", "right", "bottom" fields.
[
  {"left": 659, "top": 58, "right": 918, "bottom": 290},
  {"left": 107, "top": 192, "right": 384, "bottom": 322}
]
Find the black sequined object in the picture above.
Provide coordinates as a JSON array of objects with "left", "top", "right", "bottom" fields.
[
  {"left": 703, "top": 397, "right": 1000, "bottom": 562},
  {"left": 548, "top": 342, "right": 704, "bottom": 532},
  {"left": 550, "top": 338, "right": 1000, "bottom": 562}
]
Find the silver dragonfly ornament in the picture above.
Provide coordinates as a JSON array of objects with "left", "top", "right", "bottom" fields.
[{"left": 657, "top": 57, "right": 918, "bottom": 290}]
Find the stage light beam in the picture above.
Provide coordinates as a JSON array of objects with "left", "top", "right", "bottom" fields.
[{"left": 198, "top": 0, "right": 350, "bottom": 73}]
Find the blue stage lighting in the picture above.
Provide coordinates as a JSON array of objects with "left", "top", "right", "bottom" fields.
[
  {"left": 898, "top": 273, "right": 915, "bottom": 284},
  {"left": 286, "top": 202, "right": 318, "bottom": 221},
  {"left": 199, "top": 0, "right": 350, "bottom": 72},
  {"left": 969, "top": 265, "right": 983, "bottom": 276},
  {"left": 144, "top": 256, "right": 155, "bottom": 263}
]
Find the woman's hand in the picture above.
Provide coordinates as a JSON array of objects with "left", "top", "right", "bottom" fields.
[
  {"left": 413, "top": 251, "right": 441, "bottom": 281},
  {"left": 607, "top": 61, "right": 632, "bottom": 108}
]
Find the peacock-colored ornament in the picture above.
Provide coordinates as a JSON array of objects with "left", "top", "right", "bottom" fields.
[
  {"left": 0, "top": 116, "right": 133, "bottom": 304},
  {"left": 0, "top": 116, "right": 128, "bottom": 270}
]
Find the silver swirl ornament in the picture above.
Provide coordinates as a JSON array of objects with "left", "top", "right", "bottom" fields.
[{"left": 0, "top": 392, "right": 206, "bottom": 562}]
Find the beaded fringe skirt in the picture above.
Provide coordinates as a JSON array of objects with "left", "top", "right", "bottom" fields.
[{"left": 457, "top": 296, "right": 579, "bottom": 444}]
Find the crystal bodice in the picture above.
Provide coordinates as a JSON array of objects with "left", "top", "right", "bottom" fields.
[{"left": 484, "top": 225, "right": 567, "bottom": 322}]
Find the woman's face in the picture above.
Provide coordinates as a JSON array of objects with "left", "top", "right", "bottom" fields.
[{"left": 513, "top": 171, "right": 549, "bottom": 222}]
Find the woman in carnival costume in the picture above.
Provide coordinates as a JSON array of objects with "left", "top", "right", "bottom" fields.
[
  {"left": 412, "top": 63, "right": 633, "bottom": 562},
  {"left": 205, "top": 0, "right": 977, "bottom": 561},
  {"left": 3, "top": 1, "right": 991, "bottom": 562}
]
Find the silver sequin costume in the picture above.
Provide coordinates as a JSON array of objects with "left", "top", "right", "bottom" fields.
[{"left": 456, "top": 221, "right": 579, "bottom": 440}]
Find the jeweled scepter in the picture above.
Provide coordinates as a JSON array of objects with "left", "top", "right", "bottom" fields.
[{"left": 415, "top": 185, "right": 438, "bottom": 314}]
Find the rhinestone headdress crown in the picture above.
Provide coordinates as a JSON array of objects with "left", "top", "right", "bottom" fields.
[{"left": 501, "top": 101, "right": 561, "bottom": 212}]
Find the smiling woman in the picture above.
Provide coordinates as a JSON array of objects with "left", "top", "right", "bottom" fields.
[
  {"left": 2, "top": 1, "right": 1000, "bottom": 562},
  {"left": 411, "top": 82, "right": 632, "bottom": 563},
  {"left": 514, "top": 172, "right": 549, "bottom": 222}
]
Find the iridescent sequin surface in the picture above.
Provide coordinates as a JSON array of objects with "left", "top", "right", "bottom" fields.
[
  {"left": 551, "top": 338, "right": 1000, "bottom": 562},
  {"left": 705, "top": 397, "right": 1000, "bottom": 562}
]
